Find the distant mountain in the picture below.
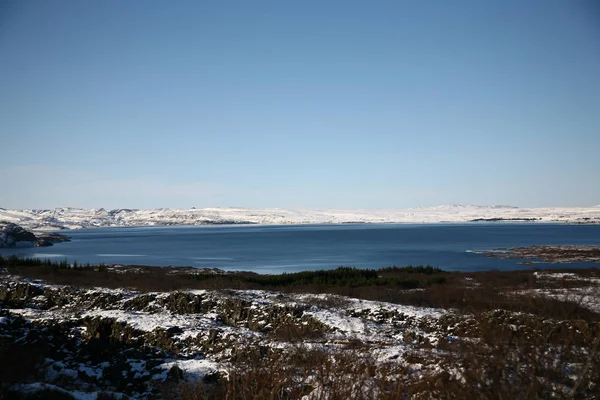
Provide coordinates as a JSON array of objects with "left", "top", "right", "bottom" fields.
[{"left": 0, "top": 206, "right": 599, "bottom": 231}]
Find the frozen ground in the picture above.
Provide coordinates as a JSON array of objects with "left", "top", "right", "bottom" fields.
[
  {"left": 0, "top": 275, "right": 451, "bottom": 398},
  {"left": 516, "top": 271, "right": 600, "bottom": 314},
  {"left": 1, "top": 205, "right": 599, "bottom": 230},
  {"left": 1, "top": 268, "right": 599, "bottom": 399}
]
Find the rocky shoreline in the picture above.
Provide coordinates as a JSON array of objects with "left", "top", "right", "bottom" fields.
[
  {"left": 0, "top": 222, "right": 70, "bottom": 248},
  {"left": 484, "top": 245, "right": 600, "bottom": 264}
]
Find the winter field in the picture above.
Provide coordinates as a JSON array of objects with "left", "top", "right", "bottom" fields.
[{"left": 1, "top": 259, "right": 600, "bottom": 399}]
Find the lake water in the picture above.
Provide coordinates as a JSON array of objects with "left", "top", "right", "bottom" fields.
[{"left": 2, "top": 223, "right": 600, "bottom": 273}]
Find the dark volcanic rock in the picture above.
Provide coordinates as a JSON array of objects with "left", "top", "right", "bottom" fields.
[
  {"left": 160, "top": 292, "right": 210, "bottom": 314},
  {"left": 0, "top": 222, "right": 70, "bottom": 248},
  {"left": 0, "top": 282, "right": 45, "bottom": 306}
]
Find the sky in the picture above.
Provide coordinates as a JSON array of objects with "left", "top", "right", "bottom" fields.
[{"left": 1, "top": 0, "right": 599, "bottom": 210}]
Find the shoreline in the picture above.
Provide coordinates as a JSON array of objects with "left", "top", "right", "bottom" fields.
[{"left": 483, "top": 245, "right": 600, "bottom": 264}]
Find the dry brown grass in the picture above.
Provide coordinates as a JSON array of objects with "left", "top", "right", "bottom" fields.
[
  {"left": 178, "top": 346, "right": 411, "bottom": 400},
  {"left": 7, "top": 264, "right": 600, "bottom": 322},
  {"left": 6, "top": 261, "right": 600, "bottom": 398},
  {"left": 173, "top": 310, "right": 600, "bottom": 400}
]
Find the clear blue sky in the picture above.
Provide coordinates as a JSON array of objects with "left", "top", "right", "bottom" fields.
[{"left": 1, "top": 0, "right": 599, "bottom": 209}]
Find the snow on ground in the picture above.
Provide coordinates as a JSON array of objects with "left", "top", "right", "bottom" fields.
[
  {"left": 3, "top": 272, "right": 598, "bottom": 398},
  {"left": 524, "top": 286, "right": 600, "bottom": 314},
  {"left": 1, "top": 205, "right": 599, "bottom": 230},
  {"left": 5, "top": 281, "right": 448, "bottom": 352},
  {"left": 532, "top": 271, "right": 598, "bottom": 281},
  {"left": 517, "top": 272, "right": 600, "bottom": 314},
  {"left": 80, "top": 309, "right": 218, "bottom": 333},
  {"left": 78, "top": 308, "right": 263, "bottom": 343},
  {"left": 10, "top": 383, "right": 117, "bottom": 400},
  {"left": 156, "top": 359, "right": 221, "bottom": 382},
  {"left": 1, "top": 281, "right": 451, "bottom": 398},
  {"left": 296, "top": 293, "right": 447, "bottom": 344}
]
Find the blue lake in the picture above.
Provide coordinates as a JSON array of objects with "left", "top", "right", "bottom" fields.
[{"left": 2, "top": 223, "right": 599, "bottom": 273}]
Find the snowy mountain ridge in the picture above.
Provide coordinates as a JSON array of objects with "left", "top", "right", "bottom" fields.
[{"left": 1, "top": 205, "right": 599, "bottom": 230}]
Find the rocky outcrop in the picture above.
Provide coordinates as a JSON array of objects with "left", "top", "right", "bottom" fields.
[
  {"left": 0, "top": 222, "right": 70, "bottom": 248},
  {"left": 0, "top": 222, "right": 36, "bottom": 247},
  {"left": 34, "top": 232, "right": 71, "bottom": 247},
  {"left": 217, "top": 297, "right": 327, "bottom": 335}
]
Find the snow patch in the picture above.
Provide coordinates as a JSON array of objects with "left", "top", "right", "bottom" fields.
[{"left": 157, "top": 358, "right": 220, "bottom": 382}]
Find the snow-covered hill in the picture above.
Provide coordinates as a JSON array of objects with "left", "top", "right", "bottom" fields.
[{"left": 1, "top": 205, "right": 599, "bottom": 230}]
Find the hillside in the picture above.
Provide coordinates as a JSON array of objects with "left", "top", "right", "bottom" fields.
[{"left": 1, "top": 205, "right": 599, "bottom": 230}]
